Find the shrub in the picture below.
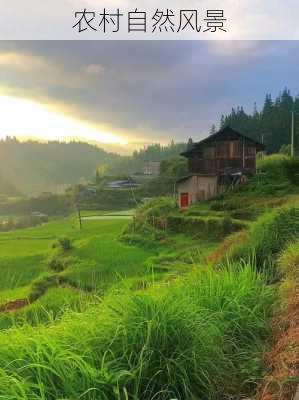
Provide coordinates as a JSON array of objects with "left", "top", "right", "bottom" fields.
[
  {"left": 257, "top": 154, "right": 299, "bottom": 186},
  {"left": 136, "top": 196, "right": 178, "bottom": 219},
  {"left": 48, "top": 254, "right": 65, "bottom": 272},
  {"left": 121, "top": 223, "right": 167, "bottom": 249},
  {"left": 282, "top": 157, "right": 299, "bottom": 185},
  {"left": 167, "top": 215, "right": 246, "bottom": 239},
  {"left": 121, "top": 197, "right": 177, "bottom": 242},
  {"left": 47, "top": 254, "right": 73, "bottom": 272},
  {"left": 230, "top": 208, "right": 259, "bottom": 220},
  {"left": 57, "top": 236, "right": 73, "bottom": 251},
  {"left": 29, "top": 274, "right": 60, "bottom": 302},
  {"left": 210, "top": 198, "right": 243, "bottom": 211},
  {"left": 257, "top": 154, "right": 289, "bottom": 177}
]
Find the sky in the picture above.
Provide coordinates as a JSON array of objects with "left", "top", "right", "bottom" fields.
[{"left": 1, "top": 40, "right": 299, "bottom": 151}]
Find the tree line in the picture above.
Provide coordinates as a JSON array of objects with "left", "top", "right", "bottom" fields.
[
  {"left": 217, "top": 88, "right": 299, "bottom": 154},
  {"left": 1, "top": 87, "right": 298, "bottom": 198}
]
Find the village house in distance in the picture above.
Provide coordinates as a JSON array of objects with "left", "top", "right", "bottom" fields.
[
  {"left": 177, "top": 126, "right": 264, "bottom": 208},
  {"left": 143, "top": 161, "right": 161, "bottom": 176}
]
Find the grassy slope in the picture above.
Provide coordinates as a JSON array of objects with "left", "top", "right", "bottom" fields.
[
  {"left": 0, "top": 210, "right": 274, "bottom": 399},
  {"left": 0, "top": 155, "right": 297, "bottom": 398},
  {"left": 0, "top": 267, "right": 274, "bottom": 400}
]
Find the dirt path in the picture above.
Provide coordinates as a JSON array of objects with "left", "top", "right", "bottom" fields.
[
  {"left": 0, "top": 298, "right": 30, "bottom": 312},
  {"left": 256, "top": 289, "right": 299, "bottom": 400}
]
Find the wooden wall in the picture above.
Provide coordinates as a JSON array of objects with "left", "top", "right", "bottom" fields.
[{"left": 188, "top": 140, "right": 256, "bottom": 174}]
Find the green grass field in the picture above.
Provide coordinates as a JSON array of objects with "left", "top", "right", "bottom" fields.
[
  {"left": 0, "top": 210, "right": 218, "bottom": 338},
  {"left": 0, "top": 217, "right": 154, "bottom": 304},
  {"left": 0, "top": 156, "right": 297, "bottom": 399}
]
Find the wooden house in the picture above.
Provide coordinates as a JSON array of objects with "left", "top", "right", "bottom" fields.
[
  {"left": 143, "top": 161, "right": 161, "bottom": 175},
  {"left": 177, "top": 127, "right": 264, "bottom": 208}
]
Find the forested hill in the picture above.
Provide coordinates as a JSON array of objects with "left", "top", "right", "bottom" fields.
[
  {"left": 218, "top": 88, "right": 299, "bottom": 153},
  {"left": 1, "top": 88, "right": 297, "bottom": 196},
  {"left": 0, "top": 172, "right": 19, "bottom": 197},
  {"left": 0, "top": 138, "right": 122, "bottom": 195},
  {"left": 0, "top": 138, "right": 187, "bottom": 195}
]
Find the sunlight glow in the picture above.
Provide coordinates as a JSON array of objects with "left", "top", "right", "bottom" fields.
[{"left": 0, "top": 95, "right": 127, "bottom": 144}]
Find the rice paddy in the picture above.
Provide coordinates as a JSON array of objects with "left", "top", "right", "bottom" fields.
[{"left": 0, "top": 171, "right": 297, "bottom": 399}]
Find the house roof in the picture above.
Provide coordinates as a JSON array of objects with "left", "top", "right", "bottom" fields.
[{"left": 181, "top": 126, "right": 265, "bottom": 157}]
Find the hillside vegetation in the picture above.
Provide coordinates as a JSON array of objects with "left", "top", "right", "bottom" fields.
[
  {"left": 0, "top": 155, "right": 297, "bottom": 399},
  {"left": 219, "top": 87, "right": 299, "bottom": 153},
  {"left": 0, "top": 138, "right": 122, "bottom": 195},
  {"left": 0, "top": 138, "right": 186, "bottom": 196}
]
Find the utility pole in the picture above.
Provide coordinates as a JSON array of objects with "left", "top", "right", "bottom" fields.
[
  {"left": 242, "top": 137, "right": 245, "bottom": 168},
  {"left": 73, "top": 190, "right": 82, "bottom": 230},
  {"left": 77, "top": 205, "right": 82, "bottom": 230},
  {"left": 260, "top": 133, "right": 264, "bottom": 161},
  {"left": 291, "top": 110, "right": 295, "bottom": 157}
]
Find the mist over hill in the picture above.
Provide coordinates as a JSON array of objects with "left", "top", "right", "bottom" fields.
[
  {"left": 0, "top": 138, "right": 123, "bottom": 195},
  {"left": 1, "top": 87, "right": 297, "bottom": 196},
  {"left": 0, "top": 138, "right": 186, "bottom": 195},
  {"left": 0, "top": 171, "right": 19, "bottom": 197}
]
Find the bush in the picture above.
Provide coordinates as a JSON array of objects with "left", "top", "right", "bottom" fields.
[
  {"left": 48, "top": 254, "right": 73, "bottom": 272},
  {"left": 57, "top": 237, "right": 73, "bottom": 251},
  {"left": 257, "top": 154, "right": 289, "bottom": 178},
  {"left": 210, "top": 198, "right": 243, "bottom": 211},
  {"left": 121, "top": 197, "right": 177, "bottom": 242},
  {"left": 257, "top": 154, "right": 299, "bottom": 186},
  {"left": 230, "top": 208, "right": 259, "bottom": 220},
  {"left": 48, "top": 254, "right": 64, "bottom": 272},
  {"left": 121, "top": 223, "right": 167, "bottom": 249},
  {"left": 136, "top": 196, "right": 177, "bottom": 219},
  {"left": 29, "top": 274, "right": 60, "bottom": 302},
  {"left": 167, "top": 215, "right": 246, "bottom": 239},
  {"left": 282, "top": 157, "right": 299, "bottom": 185}
]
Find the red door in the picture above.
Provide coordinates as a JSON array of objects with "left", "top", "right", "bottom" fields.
[{"left": 180, "top": 193, "right": 189, "bottom": 208}]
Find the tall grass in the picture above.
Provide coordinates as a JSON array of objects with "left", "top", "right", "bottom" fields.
[
  {"left": 0, "top": 266, "right": 274, "bottom": 399},
  {"left": 0, "top": 286, "right": 93, "bottom": 330},
  {"left": 278, "top": 239, "right": 299, "bottom": 281},
  {"left": 277, "top": 239, "right": 299, "bottom": 297},
  {"left": 256, "top": 154, "right": 289, "bottom": 176},
  {"left": 222, "top": 206, "right": 299, "bottom": 279}
]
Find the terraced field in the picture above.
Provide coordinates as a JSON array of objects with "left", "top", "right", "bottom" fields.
[
  {"left": 0, "top": 155, "right": 298, "bottom": 399},
  {"left": 0, "top": 218, "right": 151, "bottom": 316},
  {"left": 0, "top": 213, "right": 215, "bottom": 330}
]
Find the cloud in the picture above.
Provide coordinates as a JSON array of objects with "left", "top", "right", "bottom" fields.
[
  {"left": 0, "top": 41, "right": 299, "bottom": 146},
  {"left": 82, "top": 63, "right": 105, "bottom": 76},
  {"left": 0, "top": 52, "right": 49, "bottom": 71}
]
